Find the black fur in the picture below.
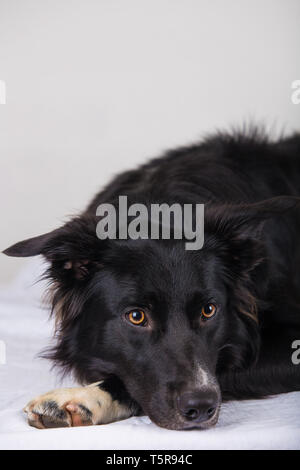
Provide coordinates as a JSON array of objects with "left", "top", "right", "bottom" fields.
[
  {"left": 4, "top": 129, "right": 300, "bottom": 429},
  {"left": 98, "top": 377, "right": 142, "bottom": 416}
]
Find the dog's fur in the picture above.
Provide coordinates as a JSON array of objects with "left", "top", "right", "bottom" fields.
[{"left": 4, "top": 129, "right": 300, "bottom": 430}]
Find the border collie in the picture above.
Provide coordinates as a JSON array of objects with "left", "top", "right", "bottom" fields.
[{"left": 4, "top": 129, "right": 300, "bottom": 430}]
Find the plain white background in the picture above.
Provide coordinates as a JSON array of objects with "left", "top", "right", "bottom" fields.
[{"left": 0, "top": 0, "right": 300, "bottom": 282}]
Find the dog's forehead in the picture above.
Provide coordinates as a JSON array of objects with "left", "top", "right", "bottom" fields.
[{"left": 103, "top": 240, "right": 223, "bottom": 299}]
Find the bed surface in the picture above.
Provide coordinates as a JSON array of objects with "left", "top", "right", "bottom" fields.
[{"left": 0, "top": 259, "right": 299, "bottom": 450}]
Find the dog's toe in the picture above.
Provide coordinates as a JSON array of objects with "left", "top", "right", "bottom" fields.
[
  {"left": 26, "top": 410, "right": 46, "bottom": 429},
  {"left": 24, "top": 399, "right": 72, "bottom": 429},
  {"left": 65, "top": 402, "right": 93, "bottom": 426}
]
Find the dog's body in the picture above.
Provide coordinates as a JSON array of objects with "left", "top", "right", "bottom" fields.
[{"left": 4, "top": 130, "right": 300, "bottom": 430}]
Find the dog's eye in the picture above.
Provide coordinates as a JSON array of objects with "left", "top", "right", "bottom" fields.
[
  {"left": 127, "top": 310, "right": 146, "bottom": 326},
  {"left": 201, "top": 303, "right": 217, "bottom": 319}
]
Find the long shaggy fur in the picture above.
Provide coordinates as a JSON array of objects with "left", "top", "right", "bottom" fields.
[{"left": 4, "top": 128, "right": 300, "bottom": 427}]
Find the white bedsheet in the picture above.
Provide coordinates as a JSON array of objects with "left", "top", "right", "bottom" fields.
[{"left": 0, "top": 258, "right": 299, "bottom": 450}]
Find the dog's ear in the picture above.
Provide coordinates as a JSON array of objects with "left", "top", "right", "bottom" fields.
[
  {"left": 3, "top": 229, "right": 62, "bottom": 257},
  {"left": 208, "top": 195, "right": 300, "bottom": 239},
  {"left": 3, "top": 217, "right": 103, "bottom": 281},
  {"left": 207, "top": 196, "right": 300, "bottom": 275}
]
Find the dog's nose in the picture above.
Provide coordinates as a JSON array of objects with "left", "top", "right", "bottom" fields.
[{"left": 177, "top": 390, "right": 218, "bottom": 423}]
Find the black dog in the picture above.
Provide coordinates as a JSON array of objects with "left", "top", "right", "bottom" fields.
[{"left": 4, "top": 129, "right": 300, "bottom": 430}]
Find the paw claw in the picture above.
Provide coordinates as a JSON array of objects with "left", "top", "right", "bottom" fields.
[
  {"left": 23, "top": 398, "right": 72, "bottom": 429},
  {"left": 65, "top": 401, "right": 93, "bottom": 426},
  {"left": 65, "top": 403, "right": 78, "bottom": 413},
  {"left": 26, "top": 411, "right": 45, "bottom": 429}
]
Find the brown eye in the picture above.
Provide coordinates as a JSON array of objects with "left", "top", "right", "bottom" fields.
[
  {"left": 127, "top": 309, "right": 146, "bottom": 326},
  {"left": 201, "top": 303, "right": 217, "bottom": 319}
]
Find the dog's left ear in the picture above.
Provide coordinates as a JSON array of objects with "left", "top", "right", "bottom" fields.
[
  {"left": 209, "top": 195, "right": 300, "bottom": 239},
  {"left": 3, "top": 216, "right": 103, "bottom": 281},
  {"left": 207, "top": 196, "right": 300, "bottom": 273}
]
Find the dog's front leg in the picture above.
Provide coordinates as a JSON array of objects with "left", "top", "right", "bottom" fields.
[{"left": 24, "top": 377, "right": 141, "bottom": 429}]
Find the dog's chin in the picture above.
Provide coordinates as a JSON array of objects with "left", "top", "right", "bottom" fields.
[{"left": 149, "top": 408, "right": 220, "bottom": 431}]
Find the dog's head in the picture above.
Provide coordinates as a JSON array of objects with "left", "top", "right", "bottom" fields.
[{"left": 3, "top": 196, "right": 299, "bottom": 429}]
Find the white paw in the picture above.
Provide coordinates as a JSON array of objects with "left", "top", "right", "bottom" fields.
[{"left": 23, "top": 382, "right": 130, "bottom": 429}]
